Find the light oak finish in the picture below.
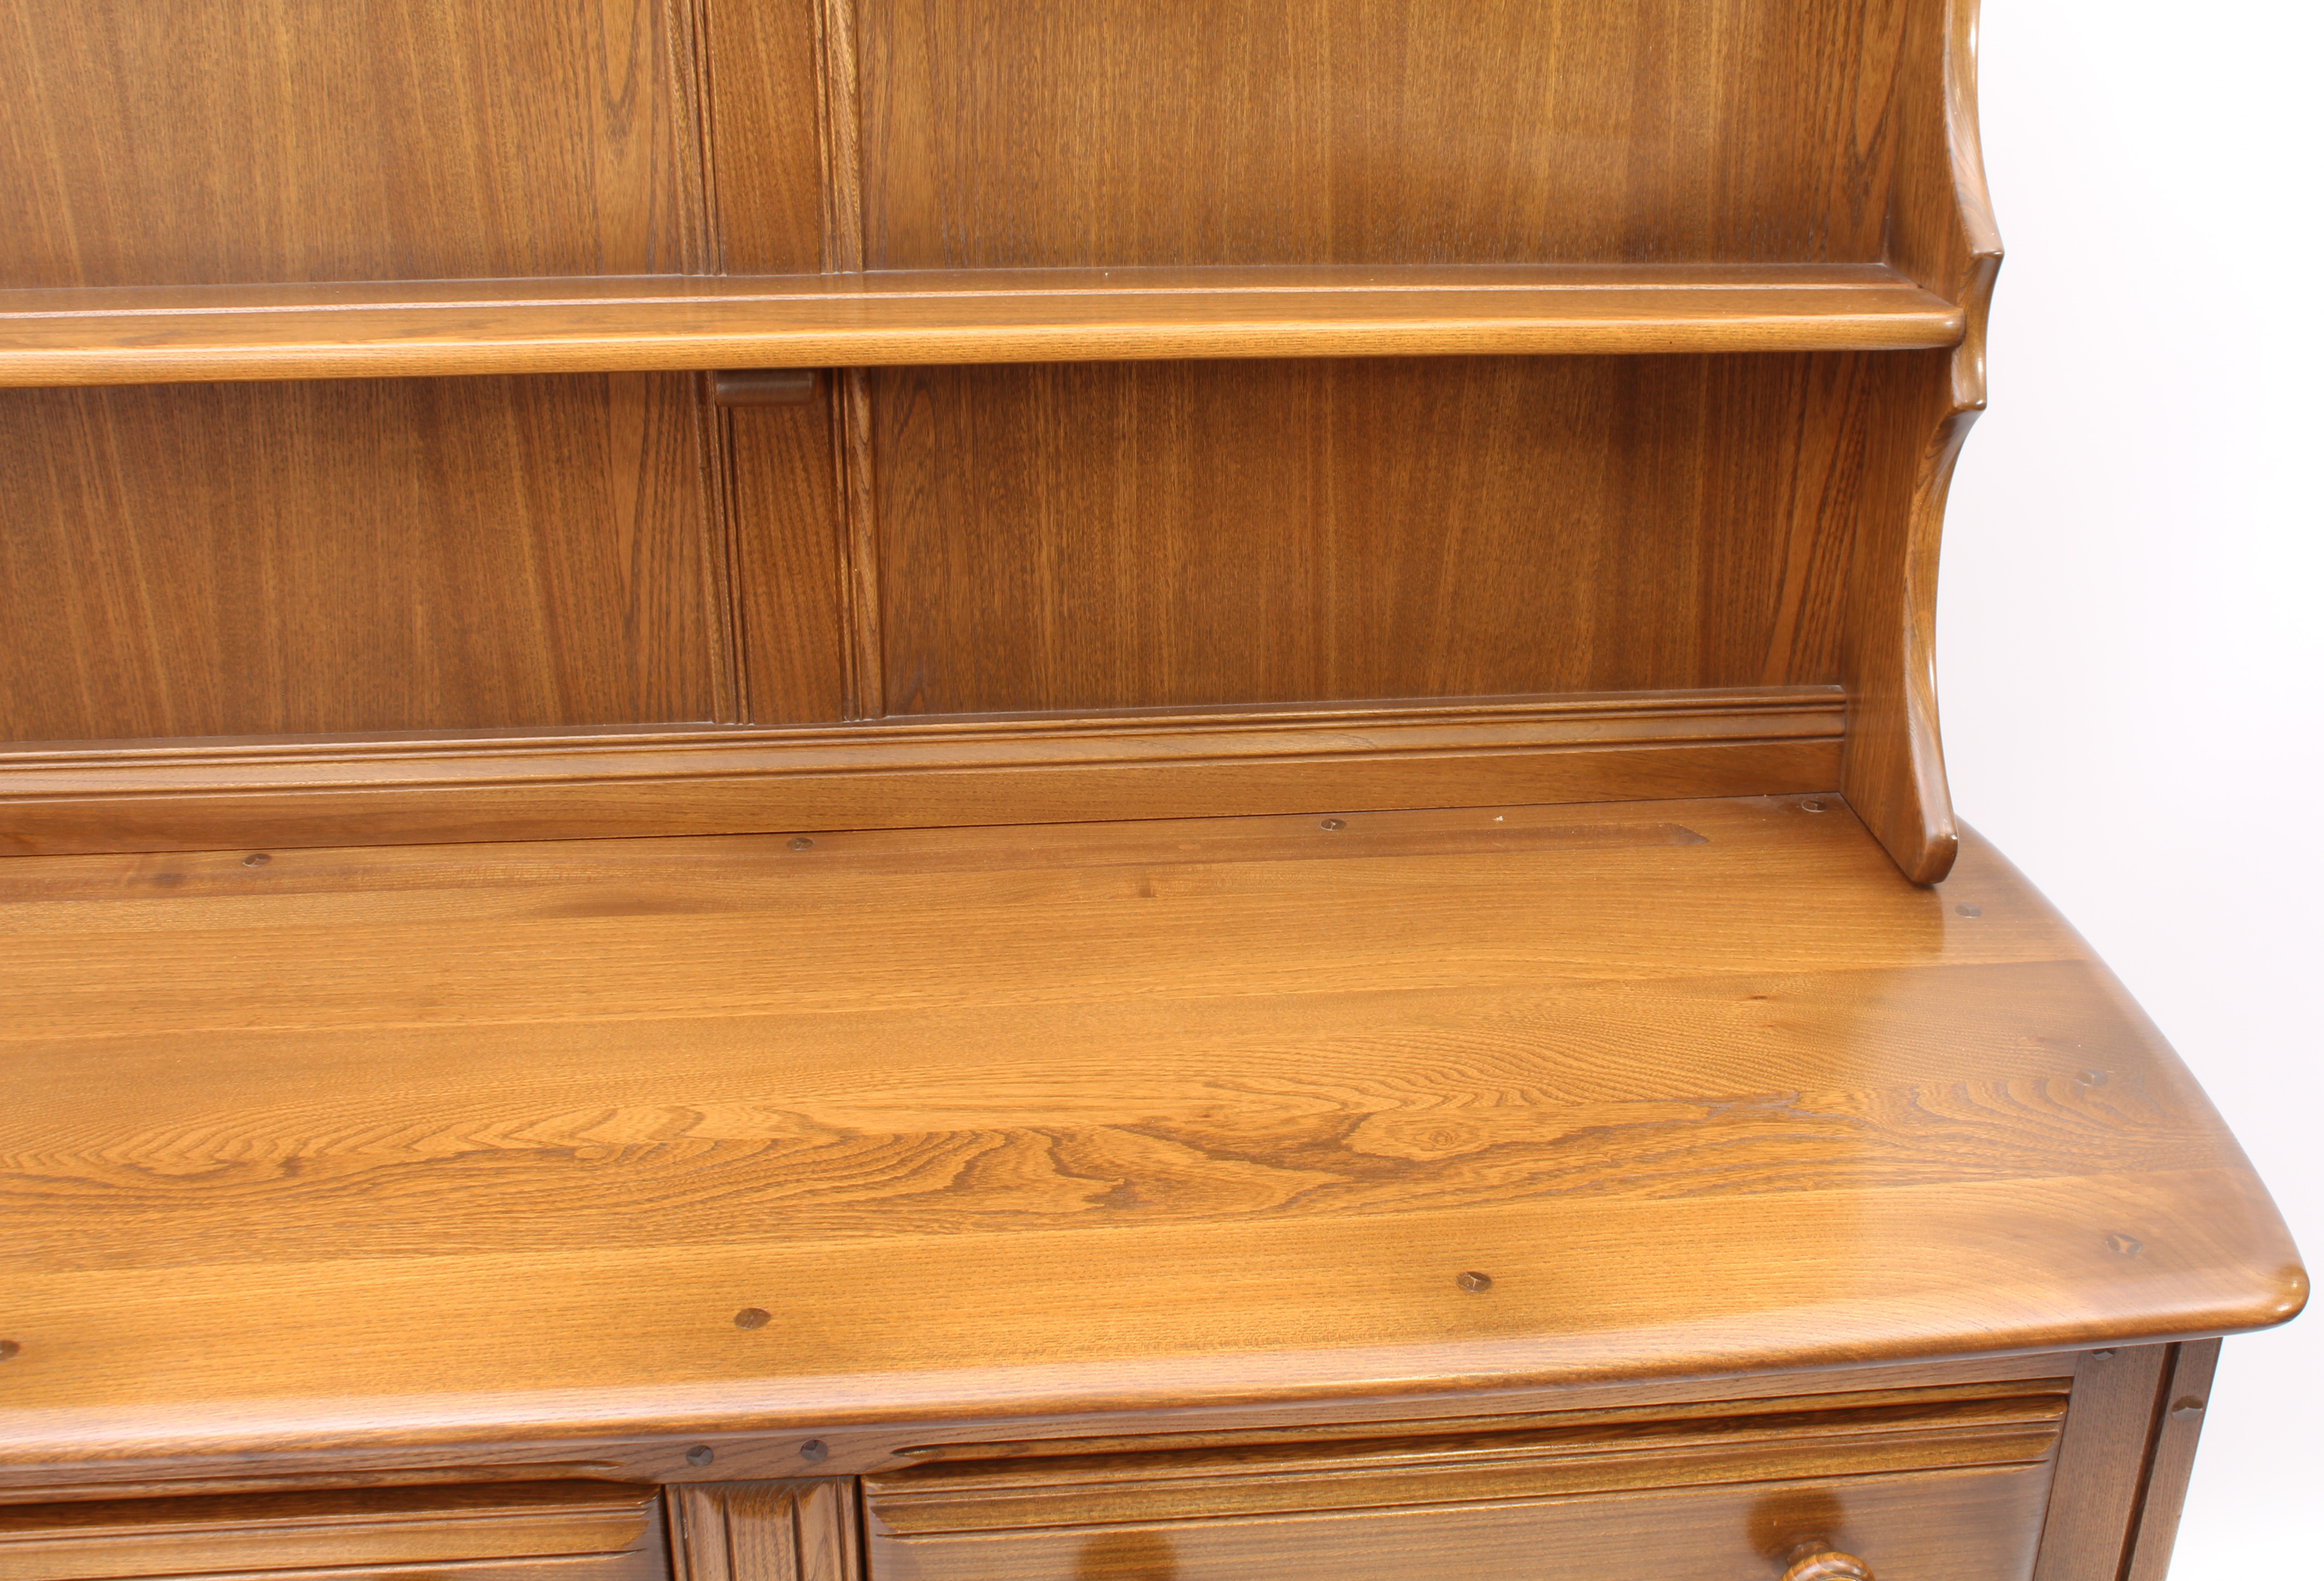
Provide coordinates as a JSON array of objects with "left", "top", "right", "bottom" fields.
[
  {"left": 668, "top": 1480, "right": 860, "bottom": 1581},
  {"left": 0, "top": 689, "right": 1840, "bottom": 857},
  {"left": 0, "top": 267, "right": 1963, "bottom": 388},
  {"left": 0, "top": 798, "right": 2301, "bottom": 1482},
  {"left": 0, "top": 1481, "right": 666, "bottom": 1580}
]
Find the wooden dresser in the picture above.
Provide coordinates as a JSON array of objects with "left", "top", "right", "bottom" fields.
[{"left": 0, "top": 2, "right": 2303, "bottom": 1578}]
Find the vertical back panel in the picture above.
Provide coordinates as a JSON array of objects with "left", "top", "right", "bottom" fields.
[
  {"left": 874, "top": 355, "right": 1865, "bottom": 716},
  {"left": 0, "top": 375, "right": 723, "bottom": 742},
  {"left": 701, "top": 0, "right": 850, "bottom": 722},
  {"left": 729, "top": 394, "right": 850, "bottom": 725},
  {"left": 702, "top": 0, "right": 833, "bottom": 274},
  {"left": 0, "top": 0, "right": 703, "bottom": 286},
  {"left": 857, "top": 0, "right": 1909, "bottom": 269}
]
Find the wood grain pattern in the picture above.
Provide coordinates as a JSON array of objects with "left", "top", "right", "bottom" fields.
[
  {"left": 857, "top": 0, "right": 1909, "bottom": 269},
  {"left": 0, "top": 690, "right": 1840, "bottom": 855},
  {"left": 866, "top": 1386, "right": 2068, "bottom": 1533},
  {"left": 0, "top": 1560, "right": 656, "bottom": 1581},
  {"left": 836, "top": 367, "right": 884, "bottom": 719},
  {"left": 694, "top": 0, "right": 839, "bottom": 729},
  {"left": 1886, "top": 0, "right": 2005, "bottom": 333},
  {"left": 0, "top": 7, "right": 2287, "bottom": 1558},
  {"left": 813, "top": 0, "right": 866, "bottom": 275},
  {"left": 0, "top": 0, "right": 698, "bottom": 288},
  {"left": 1839, "top": 0, "right": 2002, "bottom": 883},
  {"left": 865, "top": 1463, "right": 2054, "bottom": 1581},
  {"left": 0, "top": 1355, "right": 2081, "bottom": 1504},
  {"left": 700, "top": 0, "right": 830, "bottom": 276},
  {"left": 884, "top": 1377, "right": 2072, "bottom": 1465},
  {"left": 2119, "top": 1340, "right": 2221, "bottom": 1581},
  {"left": 0, "top": 1482, "right": 664, "bottom": 1581},
  {"left": 2029, "top": 1346, "right": 2171, "bottom": 1581},
  {"left": 726, "top": 391, "right": 849, "bottom": 726},
  {"left": 1841, "top": 350, "right": 1965, "bottom": 884},
  {"left": 875, "top": 355, "right": 1871, "bottom": 714},
  {"left": 0, "top": 376, "right": 724, "bottom": 742},
  {"left": 669, "top": 1479, "right": 861, "bottom": 1581},
  {"left": 0, "top": 800, "right": 2301, "bottom": 1479},
  {"left": 0, "top": 267, "right": 1963, "bottom": 388}
]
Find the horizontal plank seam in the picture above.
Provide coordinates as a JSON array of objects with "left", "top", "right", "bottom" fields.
[
  {"left": 0, "top": 742, "right": 1843, "bottom": 804},
  {"left": 0, "top": 691, "right": 1844, "bottom": 765}
]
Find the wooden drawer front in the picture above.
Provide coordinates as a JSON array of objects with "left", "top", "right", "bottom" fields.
[
  {"left": 865, "top": 1385, "right": 2067, "bottom": 1581},
  {"left": 870, "top": 1465, "right": 2051, "bottom": 1581},
  {"left": 0, "top": 1481, "right": 666, "bottom": 1581}
]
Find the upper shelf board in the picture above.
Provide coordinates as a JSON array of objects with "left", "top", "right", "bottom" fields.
[{"left": 0, "top": 265, "right": 1962, "bottom": 386}]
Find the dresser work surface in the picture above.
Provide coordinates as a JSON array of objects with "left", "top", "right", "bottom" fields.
[
  {"left": 0, "top": 798, "right": 2298, "bottom": 1487},
  {"left": 0, "top": 0, "right": 2306, "bottom": 1574}
]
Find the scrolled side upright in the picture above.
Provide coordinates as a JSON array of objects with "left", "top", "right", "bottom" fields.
[{"left": 1844, "top": 0, "right": 2005, "bottom": 884}]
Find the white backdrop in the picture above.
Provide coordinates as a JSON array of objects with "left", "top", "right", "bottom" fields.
[{"left": 1943, "top": 2, "right": 2321, "bottom": 1570}]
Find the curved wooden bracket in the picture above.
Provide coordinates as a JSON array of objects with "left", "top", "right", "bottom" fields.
[{"left": 1843, "top": 0, "right": 2003, "bottom": 885}]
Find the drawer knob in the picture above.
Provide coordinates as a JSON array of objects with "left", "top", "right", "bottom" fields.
[{"left": 1781, "top": 1547, "right": 1875, "bottom": 1581}]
